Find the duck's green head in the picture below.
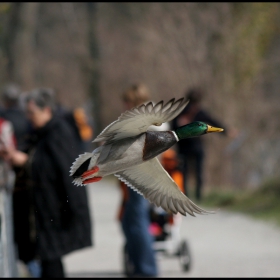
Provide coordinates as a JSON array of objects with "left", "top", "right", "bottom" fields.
[{"left": 175, "top": 121, "right": 224, "bottom": 140}]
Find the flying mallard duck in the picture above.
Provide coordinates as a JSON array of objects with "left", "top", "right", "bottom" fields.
[{"left": 70, "top": 98, "right": 223, "bottom": 216}]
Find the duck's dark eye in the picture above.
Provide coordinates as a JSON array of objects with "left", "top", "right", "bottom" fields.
[{"left": 198, "top": 123, "right": 201, "bottom": 126}]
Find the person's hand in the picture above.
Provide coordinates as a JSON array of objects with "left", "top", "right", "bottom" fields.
[{"left": 0, "top": 137, "right": 28, "bottom": 166}]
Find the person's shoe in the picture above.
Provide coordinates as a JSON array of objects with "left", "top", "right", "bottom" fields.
[{"left": 27, "top": 259, "right": 42, "bottom": 278}]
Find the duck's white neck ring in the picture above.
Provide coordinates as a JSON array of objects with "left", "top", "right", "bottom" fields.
[{"left": 171, "top": 130, "right": 179, "bottom": 142}]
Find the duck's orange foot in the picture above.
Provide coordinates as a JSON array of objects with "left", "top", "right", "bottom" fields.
[
  {"left": 83, "top": 176, "right": 102, "bottom": 184},
  {"left": 82, "top": 166, "right": 99, "bottom": 179}
]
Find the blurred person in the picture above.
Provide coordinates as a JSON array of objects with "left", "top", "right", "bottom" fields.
[
  {"left": 117, "top": 83, "right": 158, "bottom": 277},
  {"left": 0, "top": 83, "right": 40, "bottom": 277},
  {"left": 0, "top": 88, "right": 92, "bottom": 278},
  {"left": 171, "top": 87, "right": 237, "bottom": 201}
]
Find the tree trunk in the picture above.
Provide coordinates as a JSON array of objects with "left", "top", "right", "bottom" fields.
[
  {"left": 12, "top": 2, "right": 40, "bottom": 89},
  {"left": 87, "top": 2, "right": 101, "bottom": 143}
]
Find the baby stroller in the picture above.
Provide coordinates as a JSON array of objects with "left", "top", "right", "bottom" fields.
[
  {"left": 148, "top": 204, "right": 191, "bottom": 272},
  {"left": 123, "top": 149, "right": 192, "bottom": 275}
]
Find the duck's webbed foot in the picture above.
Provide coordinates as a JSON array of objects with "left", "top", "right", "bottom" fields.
[
  {"left": 82, "top": 166, "right": 100, "bottom": 179},
  {"left": 81, "top": 166, "right": 102, "bottom": 184}
]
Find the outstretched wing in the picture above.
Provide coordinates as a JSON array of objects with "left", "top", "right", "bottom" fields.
[
  {"left": 115, "top": 157, "right": 214, "bottom": 216},
  {"left": 93, "top": 98, "right": 189, "bottom": 144}
]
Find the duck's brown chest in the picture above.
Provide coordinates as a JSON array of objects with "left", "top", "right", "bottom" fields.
[{"left": 143, "top": 131, "right": 177, "bottom": 161}]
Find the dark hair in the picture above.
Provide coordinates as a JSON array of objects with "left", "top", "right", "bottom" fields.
[
  {"left": 185, "top": 87, "right": 203, "bottom": 104},
  {"left": 25, "top": 88, "right": 56, "bottom": 112}
]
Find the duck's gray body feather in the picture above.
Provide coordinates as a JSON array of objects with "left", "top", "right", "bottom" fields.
[
  {"left": 95, "top": 133, "right": 146, "bottom": 177},
  {"left": 71, "top": 131, "right": 177, "bottom": 179}
]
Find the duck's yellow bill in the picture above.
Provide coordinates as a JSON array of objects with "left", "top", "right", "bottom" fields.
[{"left": 207, "top": 125, "right": 224, "bottom": 133}]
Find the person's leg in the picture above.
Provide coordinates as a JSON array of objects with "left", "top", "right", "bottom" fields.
[
  {"left": 195, "top": 150, "right": 204, "bottom": 201},
  {"left": 121, "top": 188, "right": 158, "bottom": 277},
  {"left": 180, "top": 154, "right": 189, "bottom": 196},
  {"left": 13, "top": 190, "right": 36, "bottom": 264},
  {"left": 26, "top": 259, "right": 41, "bottom": 278},
  {"left": 41, "top": 258, "right": 65, "bottom": 278}
]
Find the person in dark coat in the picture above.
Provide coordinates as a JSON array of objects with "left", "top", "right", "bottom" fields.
[
  {"left": 1, "top": 88, "right": 93, "bottom": 278},
  {"left": 171, "top": 87, "right": 236, "bottom": 201}
]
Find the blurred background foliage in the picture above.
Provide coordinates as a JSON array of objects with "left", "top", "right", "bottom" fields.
[
  {"left": 0, "top": 2, "right": 280, "bottom": 198},
  {"left": 201, "top": 177, "right": 280, "bottom": 226}
]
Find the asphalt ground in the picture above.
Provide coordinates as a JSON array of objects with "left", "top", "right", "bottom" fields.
[{"left": 61, "top": 176, "right": 280, "bottom": 277}]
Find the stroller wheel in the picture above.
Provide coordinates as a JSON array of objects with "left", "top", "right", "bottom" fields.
[
  {"left": 123, "top": 243, "right": 134, "bottom": 277},
  {"left": 179, "top": 240, "right": 191, "bottom": 272}
]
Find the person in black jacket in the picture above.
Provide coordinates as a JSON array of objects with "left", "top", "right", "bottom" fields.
[
  {"left": 1, "top": 88, "right": 92, "bottom": 278},
  {"left": 171, "top": 87, "right": 236, "bottom": 201}
]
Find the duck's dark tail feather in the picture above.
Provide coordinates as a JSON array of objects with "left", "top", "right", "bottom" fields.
[{"left": 70, "top": 152, "right": 93, "bottom": 177}]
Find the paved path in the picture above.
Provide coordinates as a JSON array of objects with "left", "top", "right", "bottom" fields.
[{"left": 63, "top": 176, "right": 280, "bottom": 277}]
